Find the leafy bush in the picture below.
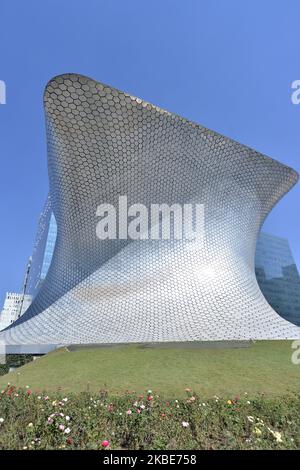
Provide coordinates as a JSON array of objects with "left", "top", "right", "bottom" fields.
[{"left": 0, "top": 355, "right": 33, "bottom": 376}]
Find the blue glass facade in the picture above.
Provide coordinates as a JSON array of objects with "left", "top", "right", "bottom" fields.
[
  {"left": 255, "top": 232, "right": 300, "bottom": 326},
  {"left": 40, "top": 213, "right": 57, "bottom": 280},
  {"left": 26, "top": 197, "right": 57, "bottom": 297}
]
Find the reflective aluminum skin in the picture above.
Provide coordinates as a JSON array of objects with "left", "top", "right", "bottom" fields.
[{"left": 1, "top": 73, "right": 300, "bottom": 345}]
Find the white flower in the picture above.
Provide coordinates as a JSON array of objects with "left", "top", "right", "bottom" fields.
[
  {"left": 140, "top": 404, "right": 145, "bottom": 410},
  {"left": 26, "top": 385, "right": 30, "bottom": 389},
  {"left": 0, "top": 418, "right": 4, "bottom": 424},
  {"left": 270, "top": 430, "right": 283, "bottom": 443},
  {"left": 182, "top": 421, "right": 189, "bottom": 428},
  {"left": 147, "top": 390, "right": 152, "bottom": 394},
  {"left": 65, "top": 416, "right": 70, "bottom": 421},
  {"left": 64, "top": 427, "right": 71, "bottom": 434},
  {"left": 37, "top": 396, "right": 41, "bottom": 400},
  {"left": 27, "top": 423, "right": 33, "bottom": 428},
  {"left": 202, "top": 403, "right": 206, "bottom": 406},
  {"left": 62, "top": 397, "right": 68, "bottom": 402},
  {"left": 247, "top": 401, "right": 251, "bottom": 404},
  {"left": 247, "top": 416, "right": 255, "bottom": 423}
]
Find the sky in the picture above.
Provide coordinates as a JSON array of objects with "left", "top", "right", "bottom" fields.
[{"left": 0, "top": 0, "right": 299, "bottom": 305}]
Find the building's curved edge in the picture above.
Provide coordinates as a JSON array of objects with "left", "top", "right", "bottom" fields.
[{"left": 44, "top": 73, "right": 299, "bottom": 183}]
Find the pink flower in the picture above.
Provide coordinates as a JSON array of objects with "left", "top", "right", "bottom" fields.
[
  {"left": 126, "top": 410, "right": 132, "bottom": 415},
  {"left": 147, "top": 395, "right": 154, "bottom": 402},
  {"left": 59, "top": 424, "right": 65, "bottom": 431},
  {"left": 101, "top": 440, "right": 110, "bottom": 449}
]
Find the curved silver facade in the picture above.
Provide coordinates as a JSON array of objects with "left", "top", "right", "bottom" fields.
[{"left": 1, "top": 73, "right": 300, "bottom": 345}]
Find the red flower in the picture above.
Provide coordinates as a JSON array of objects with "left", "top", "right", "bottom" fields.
[
  {"left": 147, "top": 395, "right": 154, "bottom": 402},
  {"left": 101, "top": 440, "right": 110, "bottom": 449},
  {"left": 7, "top": 386, "right": 15, "bottom": 397},
  {"left": 108, "top": 404, "right": 114, "bottom": 412},
  {"left": 66, "top": 437, "right": 73, "bottom": 445},
  {"left": 27, "top": 390, "right": 32, "bottom": 396}
]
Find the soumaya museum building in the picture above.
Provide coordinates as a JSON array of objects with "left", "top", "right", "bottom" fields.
[{"left": 0, "top": 73, "right": 300, "bottom": 349}]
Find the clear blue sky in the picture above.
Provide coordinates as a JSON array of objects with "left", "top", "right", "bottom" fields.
[{"left": 0, "top": 0, "right": 299, "bottom": 305}]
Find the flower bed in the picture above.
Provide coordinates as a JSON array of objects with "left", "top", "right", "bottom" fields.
[{"left": 0, "top": 385, "right": 299, "bottom": 450}]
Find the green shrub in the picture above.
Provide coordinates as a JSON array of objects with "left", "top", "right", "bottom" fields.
[{"left": 0, "top": 355, "right": 33, "bottom": 376}]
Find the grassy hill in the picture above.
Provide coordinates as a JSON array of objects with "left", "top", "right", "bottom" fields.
[{"left": 0, "top": 341, "right": 299, "bottom": 397}]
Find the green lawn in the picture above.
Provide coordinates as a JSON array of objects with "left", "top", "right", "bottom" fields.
[{"left": 1, "top": 341, "right": 299, "bottom": 398}]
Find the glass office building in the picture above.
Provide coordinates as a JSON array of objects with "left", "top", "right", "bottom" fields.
[
  {"left": 255, "top": 232, "right": 300, "bottom": 326},
  {"left": 26, "top": 196, "right": 57, "bottom": 297}
]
